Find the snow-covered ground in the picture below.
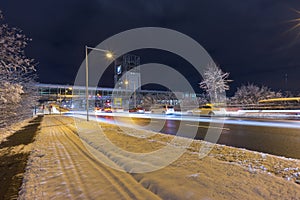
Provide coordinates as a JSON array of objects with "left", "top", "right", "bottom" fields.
[{"left": 18, "top": 116, "right": 300, "bottom": 199}]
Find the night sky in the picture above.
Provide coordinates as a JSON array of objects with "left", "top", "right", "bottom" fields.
[{"left": 1, "top": 0, "right": 300, "bottom": 95}]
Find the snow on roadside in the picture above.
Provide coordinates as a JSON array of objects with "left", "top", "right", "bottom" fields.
[
  {"left": 71, "top": 113, "right": 300, "bottom": 185},
  {"left": 97, "top": 119, "right": 300, "bottom": 185},
  {"left": 95, "top": 119, "right": 300, "bottom": 199},
  {"left": 111, "top": 121, "right": 300, "bottom": 182},
  {"left": 192, "top": 141, "right": 300, "bottom": 184}
]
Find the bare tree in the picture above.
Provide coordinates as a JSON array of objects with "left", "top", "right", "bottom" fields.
[
  {"left": 199, "top": 63, "right": 231, "bottom": 102},
  {"left": 230, "top": 83, "right": 282, "bottom": 105},
  {"left": 0, "top": 10, "right": 38, "bottom": 129}
]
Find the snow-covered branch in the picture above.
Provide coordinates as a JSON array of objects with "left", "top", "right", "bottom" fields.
[{"left": 0, "top": 10, "right": 38, "bottom": 130}]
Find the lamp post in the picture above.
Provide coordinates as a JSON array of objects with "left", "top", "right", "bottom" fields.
[
  {"left": 85, "top": 46, "right": 113, "bottom": 121},
  {"left": 133, "top": 81, "right": 136, "bottom": 108}
]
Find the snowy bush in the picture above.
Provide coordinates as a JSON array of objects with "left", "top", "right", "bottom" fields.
[{"left": 230, "top": 83, "right": 282, "bottom": 105}]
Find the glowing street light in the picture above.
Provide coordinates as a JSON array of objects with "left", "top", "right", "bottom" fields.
[
  {"left": 105, "top": 52, "right": 113, "bottom": 59},
  {"left": 287, "top": 9, "right": 300, "bottom": 36},
  {"left": 124, "top": 79, "right": 129, "bottom": 86},
  {"left": 85, "top": 46, "right": 114, "bottom": 121}
]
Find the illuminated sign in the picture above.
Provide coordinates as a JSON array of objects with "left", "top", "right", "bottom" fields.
[{"left": 116, "top": 65, "right": 122, "bottom": 74}]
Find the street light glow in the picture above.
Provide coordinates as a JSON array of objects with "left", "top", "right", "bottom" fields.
[
  {"left": 286, "top": 9, "right": 300, "bottom": 38},
  {"left": 106, "top": 52, "right": 113, "bottom": 59}
]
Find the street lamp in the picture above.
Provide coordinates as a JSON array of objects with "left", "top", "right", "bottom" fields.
[
  {"left": 124, "top": 79, "right": 129, "bottom": 88},
  {"left": 85, "top": 45, "right": 113, "bottom": 121}
]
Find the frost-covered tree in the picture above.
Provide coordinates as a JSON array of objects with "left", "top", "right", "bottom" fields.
[
  {"left": 199, "top": 63, "right": 231, "bottom": 102},
  {"left": 230, "top": 83, "right": 282, "bottom": 105},
  {"left": 0, "top": 10, "right": 38, "bottom": 129},
  {"left": 141, "top": 94, "right": 154, "bottom": 108}
]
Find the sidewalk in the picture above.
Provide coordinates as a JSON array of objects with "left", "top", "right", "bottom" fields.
[{"left": 19, "top": 115, "right": 300, "bottom": 199}]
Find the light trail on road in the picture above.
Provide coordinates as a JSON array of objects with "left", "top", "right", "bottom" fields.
[{"left": 69, "top": 111, "right": 300, "bottom": 129}]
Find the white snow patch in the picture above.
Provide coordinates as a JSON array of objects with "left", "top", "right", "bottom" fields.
[{"left": 187, "top": 173, "right": 200, "bottom": 178}]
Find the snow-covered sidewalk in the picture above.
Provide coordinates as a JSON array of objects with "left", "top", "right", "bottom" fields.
[{"left": 19, "top": 115, "right": 300, "bottom": 199}]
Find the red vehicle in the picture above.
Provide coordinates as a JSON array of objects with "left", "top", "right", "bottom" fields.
[{"left": 129, "top": 106, "right": 145, "bottom": 114}]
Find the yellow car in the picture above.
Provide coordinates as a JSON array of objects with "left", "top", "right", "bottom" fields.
[{"left": 188, "top": 103, "right": 219, "bottom": 116}]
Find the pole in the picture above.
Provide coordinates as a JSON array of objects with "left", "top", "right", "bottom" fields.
[
  {"left": 134, "top": 82, "right": 136, "bottom": 108},
  {"left": 285, "top": 73, "right": 288, "bottom": 90},
  {"left": 84, "top": 46, "right": 113, "bottom": 121},
  {"left": 85, "top": 46, "right": 89, "bottom": 121}
]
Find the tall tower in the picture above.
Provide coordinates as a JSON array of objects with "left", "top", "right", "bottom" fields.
[{"left": 114, "top": 54, "right": 141, "bottom": 90}]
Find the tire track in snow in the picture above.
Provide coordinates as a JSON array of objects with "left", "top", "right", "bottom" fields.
[
  {"left": 52, "top": 130, "right": 90, "bottom": 199},
  {"left": 52, "top": 118, "right": 132, "bottom": 199},
  {"left": 45, "top": 118, "right": 75, "bottom": 199},
  {"left": 55, "top": 123, "right": 142, "bottom": 199},
  {"left": 47, "top": 117, "right": 125, "bottom": 199},
  {"left": 50, "top": 116, "right": 161, "bottom": 200}
]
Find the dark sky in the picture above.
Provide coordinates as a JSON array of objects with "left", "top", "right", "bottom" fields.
[{"left": 1, "top": 0, "right": 300, "bottom": 95}]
